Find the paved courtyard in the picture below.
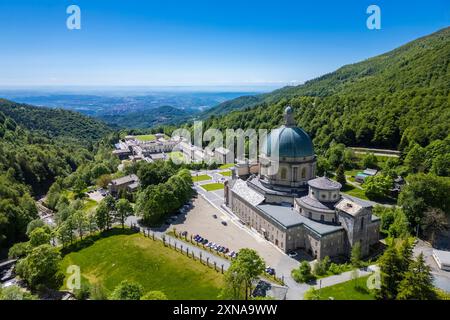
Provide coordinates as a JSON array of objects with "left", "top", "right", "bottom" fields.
[{"left": 171, "top": 196, "right": 301, "bottom": 283}]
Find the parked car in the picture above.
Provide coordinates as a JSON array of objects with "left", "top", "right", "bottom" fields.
[
  {"left": 206, "top": 242, "right": 213, "bottom": 247},
  {"left": 223, "top": 248, "right": 229, "bottom": 254},
  {"left": 228, "top": 251, "right": 235, "bottom": 257},
  {"left": 221, "top": 221, "right": 227, "bottom": 226},
  {"left": 265, "top": 267, "right": 275, "bottom": 275},
  {"left": 202, "top": 239, "right": 208, "bottom": 245},
  {"left": 212, "top": 214, "right": 217, "bottom": 219},
  {"left": 181, "top": 231, "right": 188, "bottom": 237},
  {"left": 288, "top": 251, "right": 298, "bottom": 258}
]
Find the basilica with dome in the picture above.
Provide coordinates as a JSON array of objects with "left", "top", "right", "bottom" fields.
[{"left": 224, "top": 106, "right": 380, "bottom": 260}]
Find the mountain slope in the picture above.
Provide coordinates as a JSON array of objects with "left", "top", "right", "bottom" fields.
[
  {"left": 199, "top": 95, "right": 264, "bottom": 118},
  {"left": 200, "top": 27, "right": 450, "bottom": 151},
  {"left": 0, "top": 99, "right": 113, "bottom": 140}
]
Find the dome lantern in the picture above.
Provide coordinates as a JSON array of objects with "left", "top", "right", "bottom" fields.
[{"left": 284, "top": 105, "right": 296, "bottom": 127}]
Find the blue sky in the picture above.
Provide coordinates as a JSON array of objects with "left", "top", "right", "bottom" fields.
[{"left": 0, "top": 0, "right": 448, "bottom": 87}]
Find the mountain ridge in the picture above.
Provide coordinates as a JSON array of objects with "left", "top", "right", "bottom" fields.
[
  {"left": 202, "top": 26, "right": 450, "bottom": 118},
  {"left": 198, "top": 26, "right": 450, "bottom": 151},
  {"left": 0, "top": 98, "right": 113, "bottom": 141}
]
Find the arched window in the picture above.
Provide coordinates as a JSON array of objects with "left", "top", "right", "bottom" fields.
[
  {"left": 293, "top": 167, "right": 298, "bottom": 181},
  {"left": 308, "top": 212, "right": 312, "bottom": 219},
  {"left": 281, "top": 168, "right": 287, "bottom": 180},
  {"left": 301, "top": 167, "right": 306, "bottom": 179},
  {"left": 320, "top": 215, "right": 324, "bottom": 221}
]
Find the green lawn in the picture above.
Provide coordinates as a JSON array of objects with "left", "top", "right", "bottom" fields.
[
  {"left": 341, "top": 183, "right": 369, "bottom": 200},
  {"left": 192, "top": 174, "right": 212, "bottom": 182},
  {"left": 219, "top": 170, "right": 231, "bottom": 177},
  {"left": 135, "top": 134, "right": 156, "bottom": 142},
  {"left": 219, "top": 163, "right": 234, "bottom": 170},
  {"left": 83, "top": 198, "right": 98, "bottom": 213},
  {"left": 316, "top": 275, "right": 375, "bottom": 300},
  {"left": 201, "top": 183, "right": 224, "bottom": 191},
  {"left": 60, "top": 230, "right": 224, "bottom": 299},
  {"left": 168, "top": 151, "right": 185, "bottom": 162}
]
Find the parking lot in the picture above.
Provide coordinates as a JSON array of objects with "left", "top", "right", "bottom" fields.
[
  {"left": 171, "top": 196, "right": 301, "bottom": 279},
  {"left": 87, "top": 189, "right": 106, "bottom": 203}
]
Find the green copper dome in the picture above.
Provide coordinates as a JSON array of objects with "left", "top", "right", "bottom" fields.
[{"left": 264, "top": 106, "right": 315, "bottom": 158}]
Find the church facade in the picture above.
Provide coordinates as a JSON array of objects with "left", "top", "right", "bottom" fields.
[{"left": 224, "top": 106, "right": 380, "bottom": 260}]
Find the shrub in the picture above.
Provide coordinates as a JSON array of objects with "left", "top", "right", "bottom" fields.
[
  {"left": 292, "top": 261, "right": 315, "bottom": 283},
  {"left": 141, "top": 291, "right": 168, "bottom": 300},
  {"left": 8, "top": 242, "right": 31, "bottom": 259},
  {"left": 109, "top": 280, "right": 143, "bottom": 300},
  {"left": 313, "top": 256, "right": 331, "bottom": 276},
  {"left": 73, "top": 281, "right": 91, "bottom": 300}
]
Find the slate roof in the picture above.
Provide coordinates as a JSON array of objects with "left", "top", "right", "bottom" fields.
[
  {"left": 248, "top": 176, "right": 307, "bottom": 198},
  {"left": 308, "top": 177, "right": 342, "bottom": 190},
  {"left": 231, "top": 179, "right": 265, "bottom": 206},
  {"left": 111, "top": 174, "right": 139, "bottom": 186},
  {"left": 256, "top": 204, "right": 343, "bottom": 236},
  {"left": 296, "top": 195, "right": 336, "bottom": 212}
]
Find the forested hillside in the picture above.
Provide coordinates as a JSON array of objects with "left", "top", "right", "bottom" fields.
[
  {"left": 202, "top": 27, "right": 450, "bottom": 152},
  {"left": 0, "top": 99, "right": 112, "bottom": 140},
  {"left": 0, "top": 109, "right": 118, "bottom": 252}
]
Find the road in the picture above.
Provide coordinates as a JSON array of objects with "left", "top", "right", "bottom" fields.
[{"left": 413, "top": 239, "right": 450, "bottom": 292}]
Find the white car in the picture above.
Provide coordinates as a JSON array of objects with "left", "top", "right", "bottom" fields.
[{"left": 288, "top": 251, "right": 298, "bottom": 258}]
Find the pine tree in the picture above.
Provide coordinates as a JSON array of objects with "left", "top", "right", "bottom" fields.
[
  {"left": 336, "top": 164, "right": 347, "bottom": 186},
  {"left": 397, "top": 253, "right": 437, "bottom": 300},
  {"left": 377, "top": 245, "right": 402, "bottom": 300},
  {"left": 397, "top": 239, "right": 414, "bottom": 275}
]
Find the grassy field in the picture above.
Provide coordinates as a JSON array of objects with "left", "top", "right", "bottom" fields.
[
  {"left": 136, "top": 134, "right": 156, "bottom": 141},
  {"left": 219, "top": 163, "right": 234, "bottom": 170},
  {"left": 341, "top": 184, "right": 369, "bottom": 200},
  {"left": 83, "top": 198, "right": 98, "bottom": 213},
  {"left": 192, "top": 174, "right": 212, "bottom": 182},
  {"left": 219, "top": 170, "right": 231, "bottom": 177},
  {"left": 201, "top": 183, "right": 224, "bottom": 191},
  {"left": 330, "top": 174, "right": 369, "bottom": 200},
  {"left": 60, "top": 229, "right": 224, "bottom": 299},
  {"left": 316, "top": 275, "right": 375, "bottom": 300}
]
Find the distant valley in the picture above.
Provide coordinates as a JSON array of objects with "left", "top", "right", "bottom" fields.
[{"left": 0, "top": 90, "right": 263, "bottom": 128}]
